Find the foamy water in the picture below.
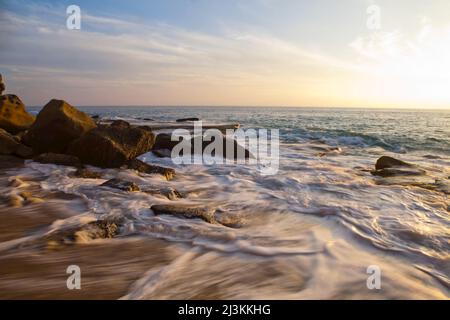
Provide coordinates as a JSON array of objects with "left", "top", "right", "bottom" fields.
[{"left": 2, "top": 107, "right": 449, "bottom": 299}]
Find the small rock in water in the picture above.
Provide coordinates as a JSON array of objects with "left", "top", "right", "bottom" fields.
[
  {"left": 127, "top": 159, "right": 175, "bottom": 181},
  {"left": 34, "top": 153, "right": 82, "bottom": 167},
  {"left": 100, "top": 178, "right": 140, "bottom": 192},
  {"left": 375, "top": 156, "right": 412, "bottom": 170},
  {"left": 71, "top": 168, "right": 103, "bottom": 179},
  {"left": 75, "top": 220, "right": 119, "bottom": 242},
  {"left": 46, "top": 220, "right": 120, "bottom": 246},
  {"left": 371, "top": 167, "right": 426, "bottom": 177},
  {"left": 176, "top": 117, "right": 200, "bottom": 122},
  {"left": 142, "top": 187, "right": 183, "bottom": 200},
  {"left": 151, "top": 204, "right": 216, "bottom": 224}
]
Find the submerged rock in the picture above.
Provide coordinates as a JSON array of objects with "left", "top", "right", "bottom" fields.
[
  {"left": 46, "top": 220, "right": 120, "bottom": 247},
  {"left": 100, "top": 178, "right": 140, "bottom": 192},
  {"left": 176, "top": 117, "right": 200, "bottom": 122},
  {"left": 0, "top": 94, "right": 35, "bottom": 134},
  {"left": 75, "top": 220, "right": 119, "bottom": 242},
  {"left": 371, "top": 167, "right": 426, "bottom": 177},
  {"left": 71, "top": 168, "right": 103, "bottom": 179},
  {"left": 68, "top": 122, "right": 155, "bottom": 168},
  {"left": 0, "top": 128, "right": 33, "bottom": 158},
  {"left": 375, "top": 156, "right": 413, "bottom": 170},
  {"left": 23, "top": 99, "right": 96, "bottom": 154},
  {"left": 34, "top": 153, "right": 82, "bottom": 167},
  {"left": 151, "top": 204, "right": 216, "bottom": 224},
  {"left": 142, "top": 187, "right": 182, "bottom": 200},
  {"left": 126, "top": 159, "right": 175, "bottom": 181}
]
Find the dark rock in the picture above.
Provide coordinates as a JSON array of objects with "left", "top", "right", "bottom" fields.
[
  {"left": 100, "top": 178, "right": 140, "bottom": 192},
  {"left": 371, "top": 167, "right": 426, "bottom": 177},
  {"left": 375, "top": 156, "right": 412, "bottom": 170},
  {"left": 71, "top": 168, "right": 103, "bottom": 179},
  {"left": 110, "top": 120, "right": 131, "bottom": 128},
  {"left": 142, "top": 187, "right": 182, "bottom": 200},
  {"left": 67, "top": 123, "right": 155, "bottom": 168},
  {"left": 176, "top": 117, "right": 200, "bottom": 122},
  {"left": 153, "top": 133, "right": 180, "bottom": 151},
  {"left": 151, "top": 204, "right": 216, "bottom": 224},
  {"left": 0, "top": 94, "right": 35, "bottom": 134},
  {"left": 0, "top": 74, "right": 4, "bottom": 95},
  {"left": 0, "top": 128, "right": 33, "bottom": 158},
  {"left": 152, "top": 132, "right": 252, "bottom": 160},
  {"left": 23, "top": 99, "right": 96, "bottom": 154},
  {"left": 126, "top": 159, "right": 175, "bottom": 181},
  {"left": 34, "top": 153, "right": 82, "bottom": 167}
]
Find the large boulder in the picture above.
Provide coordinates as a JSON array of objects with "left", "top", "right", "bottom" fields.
[
  {"left": 0, "top": 95, "right": 35, "bottom": 134},
  {"left": 67, "top": 121, "right": 155, "bottom": 168},
  {"left": 23, "top": 99, "right": 96, "bottom": 154},
  {"left": 0, "top": 128, "right": 33, "bottom": 158}
]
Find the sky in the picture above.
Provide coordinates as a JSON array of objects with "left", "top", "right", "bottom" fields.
[{"left": 1, "top": 0, "right": 450, "bottom": 109}]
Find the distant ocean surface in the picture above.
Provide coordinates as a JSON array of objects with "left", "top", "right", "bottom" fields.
[
  {"left": 18, "top": 106, "right": 450, "bottom": 298},
  {"left": 29, "top": 106, "right": 450, "bottom": 156}
]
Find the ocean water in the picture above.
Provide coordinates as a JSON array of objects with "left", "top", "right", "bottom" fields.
[{"left": 4, "top": 106, "right": 450, "bottom": 299}]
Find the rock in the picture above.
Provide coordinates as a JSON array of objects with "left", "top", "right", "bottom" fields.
[
  {"left": 0, "top": 94, "right": 35, "bottom": 134},
  {"left": 152, "top": 149, "right": 172, "bottom": 158},
  {"left": 110, "top": 119, "right": 131, "bottom": 128},
  {"left": 375, "top": 156, "right": 412, "bottom": 170},
  {"left": 371, "top": 167, "right": 426, "bottom": 177},
  {"left": 176, "top": 117, "right": 200, "bottom": 122},
  {"left": 126, "top": 159, "right": 175, "bottom": 181},
  {"left": 5, "top": 194, "right": 24, "bottom": 208},
  {"left": 70, "top": 168, "right": 102, "bottom": 179},
  {"left": 100, "top": 178, "right": 140, "bottom": 192},
  {"left": 67, "top": 123, "right": 155, "bottom": 168},
  {"left": 151, "top": 204, "right": 216, "bottom": 224},
  {"left": 0, "top": 74, "right": 4, "bottom": 95},
  {"left": 0, "top": 128, "right": 33, "bottom": 158},
  {"left": 23, "top": 99, "right": 96, "bottom": 154},
  {"left": 153, "top": 133, "right": 180, "bottom": 151},
  {"left": 34, "top": 153, "right": 82, "bottom": 167},
  {"left": 152, "top": 133, "right": 252, "bottom": 160},
  {"left": 46, "top": 220, "right": 120, "bottom": 246},
  {"left": 142, "top": 187, "right": 182, "bottom": 200},
  {"left": 75, "top": 220, "right": 119, "bottom": 242},
  {"left": 19, "top": 191, "right": 44, "bottom": 205}
]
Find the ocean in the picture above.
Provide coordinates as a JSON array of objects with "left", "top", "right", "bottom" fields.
[{"left": 2, "top": 106, "right": 449, "bottom": 299}]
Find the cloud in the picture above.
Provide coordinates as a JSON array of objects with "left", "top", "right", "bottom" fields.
[{"left": 0, "top": 4, "right": 360, "bottom": 106}]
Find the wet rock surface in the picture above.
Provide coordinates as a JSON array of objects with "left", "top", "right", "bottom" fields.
[
  {"left": 100, "top": 179, "right": 140, "bottom": 192},
  {"left": 151, "top": 204, "right": 216, "bottom": 224},
  {"left": 126, "top": 159, "right": 175, "bottom": 181},
  {"left": 33, "top": 153, "right": 82, "bottom": 167}
]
